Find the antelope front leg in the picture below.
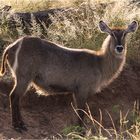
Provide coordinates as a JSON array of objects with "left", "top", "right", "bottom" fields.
[{"left": 73, "top": 91, "right": 88, "bottom": 127}]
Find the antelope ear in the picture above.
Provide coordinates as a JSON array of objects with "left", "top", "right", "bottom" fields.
[
  {"left": 125, "top": 21, "right": 138, "bottom": 33},
  {"left": 99, "top": 21, "right": 112, "bottom": 34}
]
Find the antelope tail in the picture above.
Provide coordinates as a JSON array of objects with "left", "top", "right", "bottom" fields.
[{"left": 0, "top": 48, "right": 9, "bottom": 76}]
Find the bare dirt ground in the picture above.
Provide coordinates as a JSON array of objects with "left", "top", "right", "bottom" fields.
[{"left": 0, "top": 62, "right": 140, "bottom": 139}]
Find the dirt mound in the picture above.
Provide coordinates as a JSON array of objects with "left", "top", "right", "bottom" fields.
[{"left": 0, "top": 62, "right": 140, "bottom": 139}]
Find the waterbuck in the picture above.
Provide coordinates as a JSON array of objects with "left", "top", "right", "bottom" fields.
[{"left": 0, "top": 21, "right": 138, "bottom": 132}]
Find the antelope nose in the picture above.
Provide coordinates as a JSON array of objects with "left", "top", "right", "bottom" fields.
[{"left": 116, "top": 45, "right": 124, "bottom": 53}]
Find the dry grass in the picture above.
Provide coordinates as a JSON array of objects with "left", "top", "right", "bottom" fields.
[
  {"left": 47, "top": 0, "right": 140, "bottom": 62},
  {"left": 61, "top": 103, "right": 140, "bottom": 140},
  {"left": 0, "top": 0, "right": 83, "bottom": 12}
]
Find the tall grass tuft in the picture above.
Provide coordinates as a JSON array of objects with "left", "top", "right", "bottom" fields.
[{"left": 61, "top": 103, "right": 140, "bottom": 140}]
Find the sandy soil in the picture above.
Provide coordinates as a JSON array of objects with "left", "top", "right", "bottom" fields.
[{"left": 0, "top": 62, "right": 140, "bottom": 139}]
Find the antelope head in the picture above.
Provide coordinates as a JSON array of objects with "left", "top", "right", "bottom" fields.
[{"left": 99, "top": 21, "right": 138, "bottom": 58}]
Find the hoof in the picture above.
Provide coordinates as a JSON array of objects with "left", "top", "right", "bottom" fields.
[
  {"left": 20, "top": 124, "right": 28, "bottom": 131},
  {"left": 14, "top": 126, "right": 23, "bottom": 133},
  {"left": 13, "top": 121, "right": 28, "bottom": 132}
]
